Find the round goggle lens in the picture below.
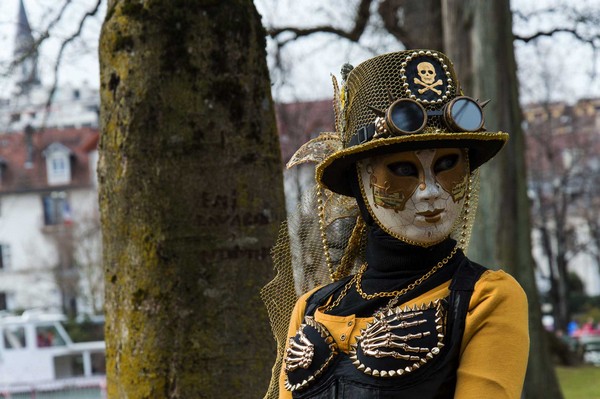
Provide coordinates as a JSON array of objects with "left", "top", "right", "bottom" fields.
[
  {"left": 449, "top": 98, "right": 483, "bottom": 131},
  {"left": 388, "top": 100, "right": 426, "bottom": 133}
]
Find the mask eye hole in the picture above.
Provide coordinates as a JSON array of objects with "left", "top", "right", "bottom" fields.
[
  {"left": 434, "top": 154, "right": 459, "bottom": 174},
  {"left": 388, "top": 161, "right": 418, "bottom": 177}
]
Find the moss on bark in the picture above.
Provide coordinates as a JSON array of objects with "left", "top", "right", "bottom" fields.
[{"left": 99, "top": 1, "right": 283, "bottom": 397}]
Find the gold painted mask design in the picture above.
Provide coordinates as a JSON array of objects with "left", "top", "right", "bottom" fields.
[{"left": 358, "top": 148, "right": 469, "bottom": 246}]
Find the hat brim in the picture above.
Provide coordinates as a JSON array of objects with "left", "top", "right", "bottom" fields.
[{"left": 316, "top": 131, "right": 509, "bottom": 197}]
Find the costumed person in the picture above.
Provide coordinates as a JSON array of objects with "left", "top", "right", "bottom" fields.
[{"left": 261, "top": 50, "right": 529, "bottom": 399}]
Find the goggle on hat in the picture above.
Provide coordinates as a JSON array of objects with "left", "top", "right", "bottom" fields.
[{"left": 316, "top": 49, "right": 509, "bottom": 197}]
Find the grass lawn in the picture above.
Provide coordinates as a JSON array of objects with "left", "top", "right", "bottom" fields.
[{"left": 557, "top": 366, "right": 600, "bottom": 399}]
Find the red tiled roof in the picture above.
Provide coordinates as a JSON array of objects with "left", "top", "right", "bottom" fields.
[
  {"left": 0, "top": 126, "right": 99, "bottom": 193},
  {"left": 81, "top": 132, "right": 100, "bottom": 153}
]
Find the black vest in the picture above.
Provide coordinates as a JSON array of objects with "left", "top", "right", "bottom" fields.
[{"left": 288, "top": 257, "right": 486, "bottom": 399}]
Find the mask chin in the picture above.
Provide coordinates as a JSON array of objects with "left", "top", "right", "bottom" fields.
[{"left": 356, "top": 149, "right": 469, "bottom": 247}]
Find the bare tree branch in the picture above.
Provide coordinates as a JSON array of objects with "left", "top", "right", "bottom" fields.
[
  {"left": 43, "top": 0, "right": 103, "bottom": 125},
  {"left": 514, "top": 28, "right": 599, "bottom": 47},
  {"left": 513, "top": 4, "right": 600, "bottom": 53},
  {"left": 512, "top": 6, "right": 566, "bottom": 21},
  {"left": 268, "top": 0, "right": 373, "bottom": 46}
]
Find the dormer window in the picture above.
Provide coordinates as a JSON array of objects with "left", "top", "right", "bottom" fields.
[{"left": 43, "top": 143, "right": 72, "bottom": 185}]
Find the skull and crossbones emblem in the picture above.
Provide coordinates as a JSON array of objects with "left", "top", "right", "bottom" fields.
[{"left": 413, "top": 62, "right": 443, "bottom": 95}]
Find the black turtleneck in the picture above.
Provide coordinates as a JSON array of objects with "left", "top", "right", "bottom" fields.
[
  {"left": 325, "top": 225, "right": 464, "bottom": 317},
  {"left": 364, "top": 226, "right": 457, "bottom": 275}
]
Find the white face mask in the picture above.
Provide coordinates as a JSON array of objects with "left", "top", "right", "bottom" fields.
[{"left": 357, "top": 148, "right": 469, "bottom": 246}]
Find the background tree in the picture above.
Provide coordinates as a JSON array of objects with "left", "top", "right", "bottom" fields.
[
  {"left": 519, "top": 40, "right": 600, "bottom": 333},
  {"left": 442, "top": 2, "right": 561, "bottom": 397},
  {"left": 584, "top": 178, "right": 600, "bottom": 278},
  {"left": 98, "top": 0, "right": 284, "bottom": 397},
  {"left": 526, "top": 99, "right": 593, "bottom": 333},
  {"left": 74, "top": 209, "right": 104, "bottom": 315}
]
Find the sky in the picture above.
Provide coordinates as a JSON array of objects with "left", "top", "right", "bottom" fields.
[{"left": 0, "top": 0, "right": 599, "bottom": 105}]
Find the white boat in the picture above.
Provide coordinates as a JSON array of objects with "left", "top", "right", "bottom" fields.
[{"left": 0, "top": 310, "right": 106, "bottom": 396}]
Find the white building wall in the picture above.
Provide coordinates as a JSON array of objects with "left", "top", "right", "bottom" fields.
[
  {"left": 0, "top": 192, "right": 59, "bottom": 310},
  {"left": 0, "top": 187, "right": 99, "bottom": 312},
  {"left": 0, "top": 82, "right": 99, "bottom": 132},
  {"left": 70, "top": 188, "right": 103, "bottom": 315}
]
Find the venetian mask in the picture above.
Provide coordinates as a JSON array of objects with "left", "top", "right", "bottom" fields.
[{"left": 357, "top": 148, "right": 469, "bottom": 246}]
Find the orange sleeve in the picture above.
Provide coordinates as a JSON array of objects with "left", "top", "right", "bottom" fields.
[
  {"left": 278, "top": 287, "right": 321, "bottom": 399},
  {"left": 454, "top": 269, "right": 530, "bottom": 398}
]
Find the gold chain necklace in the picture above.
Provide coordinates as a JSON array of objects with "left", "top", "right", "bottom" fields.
[
  {"left": 356, "top": 246, "right": 458, "bottom": 300},
  {"left": 324, "top": 245, "right": 458, "bottom": 311},
  {"left": 324, "top": 273, "right": 359, "bottom": 311}
]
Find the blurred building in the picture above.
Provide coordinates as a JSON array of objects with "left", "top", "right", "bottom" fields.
[
  {"left": 0, "top": 127, "right": 101, "bottom": 314},
  {"left": 0, "top": 0, "right": 102, "bottom": 315}
]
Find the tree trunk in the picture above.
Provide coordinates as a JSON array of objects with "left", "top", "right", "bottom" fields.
[
  {"left": 539, "top": 224, "right": 562, "bottom": 330},
  {"left": 555, "top": 252, "right": 570, "bottom": 332},
  {"left": 377, "top": 0, "right": 444, "bottom": 50},
  {"left": 442, "top": 1, "right": 563, "bottom": 398},
  {"left": 98, "top": 1, "right": 284, "bottom": 397}
]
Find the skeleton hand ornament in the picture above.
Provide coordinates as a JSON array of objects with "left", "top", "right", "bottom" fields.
[{"left": 349, "top": 300, "right": 447, "bottom": 378}]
